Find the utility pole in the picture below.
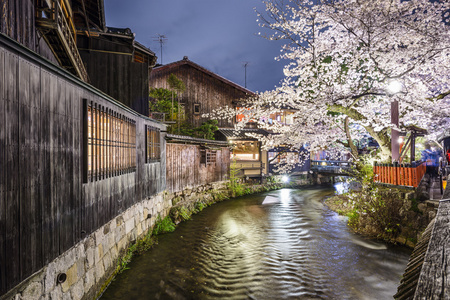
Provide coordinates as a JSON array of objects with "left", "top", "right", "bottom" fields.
[
  {"left": 153, "top": 34, "right": 167, "bottom": 64},
  {"left": 243, "top": 62, "right": 249, "bottom": 88}
]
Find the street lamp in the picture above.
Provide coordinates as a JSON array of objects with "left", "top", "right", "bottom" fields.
[{"left": 387, "top": 80, "right": 403, "bottom": 162}]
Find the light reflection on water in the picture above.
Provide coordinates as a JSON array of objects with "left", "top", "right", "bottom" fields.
[{"left": 101, "top": 187, "right": 410, "bottom": 300}]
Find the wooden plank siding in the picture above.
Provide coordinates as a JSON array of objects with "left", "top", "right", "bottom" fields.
[
  {"left": 0, "top": 0, "right": 57, "bottom": 64},
  {"left": 149, "top": 58, "right": 255, "bottom": 128},
  {"left": 0, "top": 36, "right": 166, "bottom": 296},
  {"left": 0, "top": 44, "right": 6, "bottom": 295},
  {"left": 77, "top": 35, "right": 152, "bottom": 116},
  {"left": 166, "top": 143, "right": 230, "bottom": 193}
]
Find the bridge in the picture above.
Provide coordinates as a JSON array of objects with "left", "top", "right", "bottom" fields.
[{"left": 310, "top": 160, "right": 353, "bottom": 176}]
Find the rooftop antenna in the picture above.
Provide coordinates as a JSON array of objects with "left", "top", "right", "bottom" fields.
[
  {"left": 153, "top": 34, "right": 168, "bottom": 64},
  {"left": 243, "top": 61, "right": 249, "bottom": 88}
]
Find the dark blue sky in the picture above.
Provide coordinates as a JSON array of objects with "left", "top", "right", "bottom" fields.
[{"left": 104, "top": 0, "right": 286, "bottom": 92}]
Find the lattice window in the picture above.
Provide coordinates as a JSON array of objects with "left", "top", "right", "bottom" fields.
[
  {"left": 85, "top": 101, "right": 136, "bottom": 182},
  {"left": 200, "top": 149, "right": 217, "bottom": 165},
  {"left": 146, "top": 126, "right": 161, "bottom": 163}
]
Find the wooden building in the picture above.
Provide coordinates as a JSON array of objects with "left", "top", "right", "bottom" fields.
[
  {"left": 0, "top": 21, "right": 166, "bottom": 298},
  {"left": 0, "top": 0, "right": 156, "bottom": 115},
  {"left": 77, "top": 27, "right": 157, "bottom": 116},
  {"left": 149, "top": 56, "right": 255, "bottom": 128},
  {"left": 215, "top": 128, "right": 269, "bottom": 179},
  {"left": 165, "top": 134, "right": 230, "bottom": 193}
]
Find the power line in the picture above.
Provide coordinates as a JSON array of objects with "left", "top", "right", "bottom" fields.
[{"left": 153, "top": 34, "right": 168, "bottom": 64}]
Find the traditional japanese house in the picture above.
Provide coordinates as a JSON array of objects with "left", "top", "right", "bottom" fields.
[
  {"left": 77, "top": 27, "right": 157, "bottom": 115},
  {"left": 1, "top": 0, "right": 89, "bottom": 80},
  {"left": 149, "top": 56, "right": 256, "bottom": 127},
  {"left": 215, "top": 128, "right": 269, "bottom": 180},
  {"left": 0, "top": 0, "right": 166, "bottom": 298}
]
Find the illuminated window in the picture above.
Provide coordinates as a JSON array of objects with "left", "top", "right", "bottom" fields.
[
  {"left": 230, "top": 141, "right": 259, "bottom": 161},
  {"left": 146, "top": 126, "right": 161, "bottom": 162},
  {"left": 85, "top": 101, "right": 136, "bottom": 182}
]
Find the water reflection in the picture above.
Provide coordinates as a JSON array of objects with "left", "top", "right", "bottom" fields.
[{"left": 101, "top": 187, "right": 410, "bottom": 300}]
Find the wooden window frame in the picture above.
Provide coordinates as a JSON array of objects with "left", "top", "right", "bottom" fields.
[
  {"left": 193, "top": 103, "right": 200, "bottom": 115},
  {"left": 145, "top": 125, "right": 161, "bottom": 163},
  {"left": 84, "top": 100, "right": 136, "bottom": 183},
  {"left": 200, "top": 149, "right": 217, "bottom": 165}
]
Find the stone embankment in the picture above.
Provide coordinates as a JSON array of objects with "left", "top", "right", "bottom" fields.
[{"left": 5, "top": 181, "right": 283, "bottom": 300}]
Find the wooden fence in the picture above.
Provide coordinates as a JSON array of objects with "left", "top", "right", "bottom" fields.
[
  {"left": 166, "top": 139, "right": 229, "bottom": 193},
  {"left": 373, "top": 162, "right": 426, "bottom": 188}
]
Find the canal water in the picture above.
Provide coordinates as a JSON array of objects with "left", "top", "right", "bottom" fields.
[{"left": 101, "top": 187, "right": 410, "bottom": 299}]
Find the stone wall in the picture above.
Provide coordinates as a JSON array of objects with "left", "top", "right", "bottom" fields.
[
  {"left": 4, "top": 181, "right": 234, "bottom": 300},
  {"left": 3, "top": 192, "right": 172, "bottom": 300}
]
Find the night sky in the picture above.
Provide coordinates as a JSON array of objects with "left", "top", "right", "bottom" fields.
[{"left": 104, "top": 0, "right": 286, "bottom": 93}]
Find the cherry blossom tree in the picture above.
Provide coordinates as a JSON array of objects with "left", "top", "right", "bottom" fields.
[{"left": 214, "top": 0, "right": 450, "bottom": 163}]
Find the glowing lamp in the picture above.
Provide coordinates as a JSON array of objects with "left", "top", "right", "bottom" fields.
[{"left": 387, "top": 80, "right": 403, "bottom": 95}]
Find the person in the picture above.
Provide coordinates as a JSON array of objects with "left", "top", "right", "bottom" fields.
[{"left": 422, "top": 143, "right": 440, "bottom": 177}]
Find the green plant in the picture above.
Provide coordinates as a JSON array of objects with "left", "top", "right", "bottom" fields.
[
  {"left": 152, "top": 215, "right": 176, "bottom": 235},
  {"left": 346, "top": 209, "right": 360, "bottom": 228},
  {"left": 194, "top": 119, "right": 219, "bottom": 140},
  {"left": 227, "top": 159, "right": 246, "bottom": 197},
  {"left": 195, "top": 201, "right": 206, "bottom": 212},
  {"left": 179, "top": 207, "right": 191, "bottom": 221}
]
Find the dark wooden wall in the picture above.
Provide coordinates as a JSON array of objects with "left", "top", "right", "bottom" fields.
[
  {"left": 166, "top": 143, "right": 229, "bottom": 193},
  {"left": 149, "top": 63, "right": 251, "bottom": 128},
  {"left": 77, "top": 35, "right": 150, "bottom": 116},
  {"left": 0, "top": 0, "right": 57, "bottom": 63},
  {"left": 0, "top": 36, "right": 166, "bottom": 296}
]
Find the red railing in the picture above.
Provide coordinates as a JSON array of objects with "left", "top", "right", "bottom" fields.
[{"left": 373, "top": 162, "right": 426, "bottom": 188}]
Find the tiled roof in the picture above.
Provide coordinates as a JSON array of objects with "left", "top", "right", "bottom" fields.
[
  {"left": 152, "top": 57, "right": 256, "bottom": 96},
  {"left": 217, "top": 128, "right": 269, "bottom": 140},
  {"left": 165, "top": 134, "right": 228, "bottom": 147}
]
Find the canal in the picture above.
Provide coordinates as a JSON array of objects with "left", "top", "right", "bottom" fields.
[{"left": 100, "top": 187, "right": 410, "bottom": 299}]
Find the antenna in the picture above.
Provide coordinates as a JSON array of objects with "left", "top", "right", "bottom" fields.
[
  {"left": 243, "top": 62, "right": 249, "bottom": 88},
  {"left": 153, "top": 34, "right": 168, "bottom": 64}
]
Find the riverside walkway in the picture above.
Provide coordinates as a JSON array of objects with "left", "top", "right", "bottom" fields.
[{"left": 395, "top": 178, "right": 450, "bottom": 299}]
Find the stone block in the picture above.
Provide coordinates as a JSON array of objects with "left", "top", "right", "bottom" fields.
[
  {"left": 137, "top": 223, "right": 143, "bottom": 237},
  {"left": 103, "top": 251, "right": 112, "bottom": 271},
  {"left": 61, "top": 263, "right": 78, "bottom": 293},
  {"left": 116, "top": 216, "right": 124, "bottom": 227},
  {"left": 106, "top": 232, "right": 115, "bottom": 251},
  {"left": 22, "top": 281, "right": 43, "bottom": 300},
  {"left": 125, "top": 217, "right": 135, "bottom": 235},
  {"left": 95, "top": 262, "right": 105, "bottom": 283},
  {"left": 110, "top": 245, "right": 118, "bottom": 262},
  {"left": 95, "top": 243, "right": 104, "bottom": 265},
  {"left": 117, "top": 237, "right": 128, "bottom": 252},
  {"left": 85, "top": 247, "right": 95, "bottom": 270},
  {"left": 103, "top": 223, "right": 110, "bottom": 235},
  {"left": 84, "top": 268, "right": 95, "bottom": 293},
  {"left": 70, "top": 280, "right": 84, "bottom": 300},
  {"left": 115, "top": 225, "right": 125, "bottom": 243},
  {"left": 109, "top": 218, "right": 117, "bottom": 231},
  {"left": 76, "top": 258, "right": 85, "bottom": 278},
  {"left": 61, "top": 251, "right": 76, "bottom": 272},
  {"left": 49, "top": 285, "right": 62, "bottom": 300},
  {"left": 44, "top": 265, "right": 56, "bottom": 294},
  {"left": 418, "top": 203, "right": 427, "bottom": 213},
  {"left": 95, "top": 229, "right": 105, "bottom": 247},
  {"left": 84, "top": 236, "right": 95, "bottom": 252}
]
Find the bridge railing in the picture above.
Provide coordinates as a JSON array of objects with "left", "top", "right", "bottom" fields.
[
  {"left": 373, "top": 161, "right": 426, "bottom": 188},
  {"left": 311, "top": 160, "right": 352, "bottom": 167}
]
